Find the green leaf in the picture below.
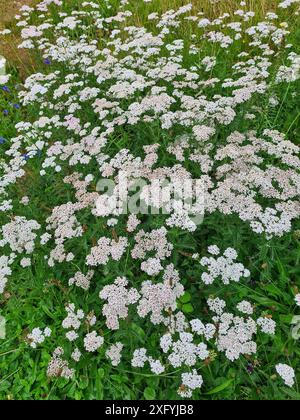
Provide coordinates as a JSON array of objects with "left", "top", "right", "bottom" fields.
[
  {"left": 180, "top": 292, "right": 191, "bottom": 304},
  {"left": 205, "top": 379, "right": 234, "bottom": 395},
  {"left": 182, "top": 303, "right": 194, "bottom": 313},
  {"left": 111, "top": 375, "right": 124, "bottom": 383},
  {"left": 41, "top": 304, "right": 56, "bottom": 320},
  {"left": 144, "top": 387, "right": 156, "bottom": 400},
  {"left": 131, "top": 323, "right": 146, "bottom": 342},
  {"left": 282, "top": 387, "right": 300, "bottom": 400},
  {"left": 263, "top": 284, "right": 283, "bottom": 298}
]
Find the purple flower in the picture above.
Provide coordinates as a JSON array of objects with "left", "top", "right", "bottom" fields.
[
  {"left": 0, "top": 136, "right": 6, "bottom": 144},
  {"left": 247, "top": 363, "right": 254, "bottom": 374},
  {"left": 3, "top": 110, "right": 9, "bottom": 116},
  {"left": 13, "top": 104, "right": 21, "bottom": 109},
  {"left": 1, "top": 86, "right": 10, "bottom": 92},
  {"left": 23, "top": 153, "right": 30, "bottom": 161},
  {"left": 44, "top": 58, "right": 51, "bottom": 65}
]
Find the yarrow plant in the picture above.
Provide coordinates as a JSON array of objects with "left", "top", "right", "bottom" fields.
[{"left": 0, "top": 0, "right": 299, "bottom": 400}]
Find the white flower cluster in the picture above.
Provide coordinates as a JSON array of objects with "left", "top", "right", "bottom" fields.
[
  {"left": 236, "top": 300, "right": 254, "bottom": 315},
  {"left": 257, "top": 317, "right": 276, "bottom": 335},
  {"left": 208, "top": 298, "right": 276, "bottom": 361},
  {"left": 62, "top": 304, "right": 85, "bottom": 330},
  {"left": 137, "top": 265, "right": 184, "bottom": 324},
  {"left": 126, "top": 215, "right": 141, "bottom": 233},
  {"left": 0, "top": 255, "right": 14, "bottom": 294},
  {"left": 160, "top": 332, "right": 209, "bottom": 368},
  {"left": 62, "top": 303, "right": 85, "bottom": 342},
  {"left": 200, "top": 246, "right": 251, "bottom": 285},
  {"left": 71, "top": 348, "right": 82, "bottom": 362},
  {"left": 275, "top": 363, "right": 295, "bottom": 387},
  {"left": 190, "top": 319, "right": 216, "bottom": 340},
  {"left": 278, "top": 0, "right": 299, "bottom": 9},
  {"left": 99, "top": 277, "right": 140, "bottom": 330},
  {"left": 47, "top": 347, "right": 75, "bottom": 379},
  {"left": 20, "top": 257, "right": 31, "bottom": 268},
  {"left": 27, "top": 327, "right": 52, "bottom": 348},
  {"left": 106, "top": 342, "right": 123, "bottom": 366},
  {"left": 131, "top": 348, "right": 165, "bottom": 375},
  {"left": 215, "top": 311, "right": 258, "bottom": 361},
  {"left": 0, "top": 217, "right": 40, "bottom": 254},
  {"left": 0, "top": 55, "right": 10, "bottom": 84},
  {"left": 179, "top": 370, "right": 203, "bottom": 398},
  {"left": 86, "top": 237, "right": 128, "bottom": 266},
  {"left": 131, "top": 227, "right": 173, "bottom": 261},
  {"left": 68, "top": 270, "right": 94, "bottom": 290},
  {"left": 276, "top": 52, "right": 300, "bottom": 83},
  {"left": 207, "top": 297, "right": 227, "bottom": 315},
  {"left": 83, "top": 331, "right": 104, "bottom": 352}
]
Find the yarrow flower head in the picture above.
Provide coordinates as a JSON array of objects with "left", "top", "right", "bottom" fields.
[
  {"left": 106, "top": 342, "right": 123, "bottom": 366},
  {"left": 178, "top": 369, "right": 203, "bottom": 398},
  {"left": 99, "top": 277, "right": 139, "bottom": 330},
  {"left": 275, "top": 363, "right": 295, "bottom": 387},
  {"left": 27, "top": 327, "right": 51, "bottom": 348},
  {"left": 84, "top": 331, "right": 104, "bottom": 352},
  {"left": 200, "top": 246, "right": 250, "bottom": 285},
  {"left": 47, "top": 347, "right": 74, "bottom": 379}
]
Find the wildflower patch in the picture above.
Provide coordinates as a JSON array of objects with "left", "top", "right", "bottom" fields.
[{"left": 0, "top": 0, "right": 299, "bottom": 400}]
